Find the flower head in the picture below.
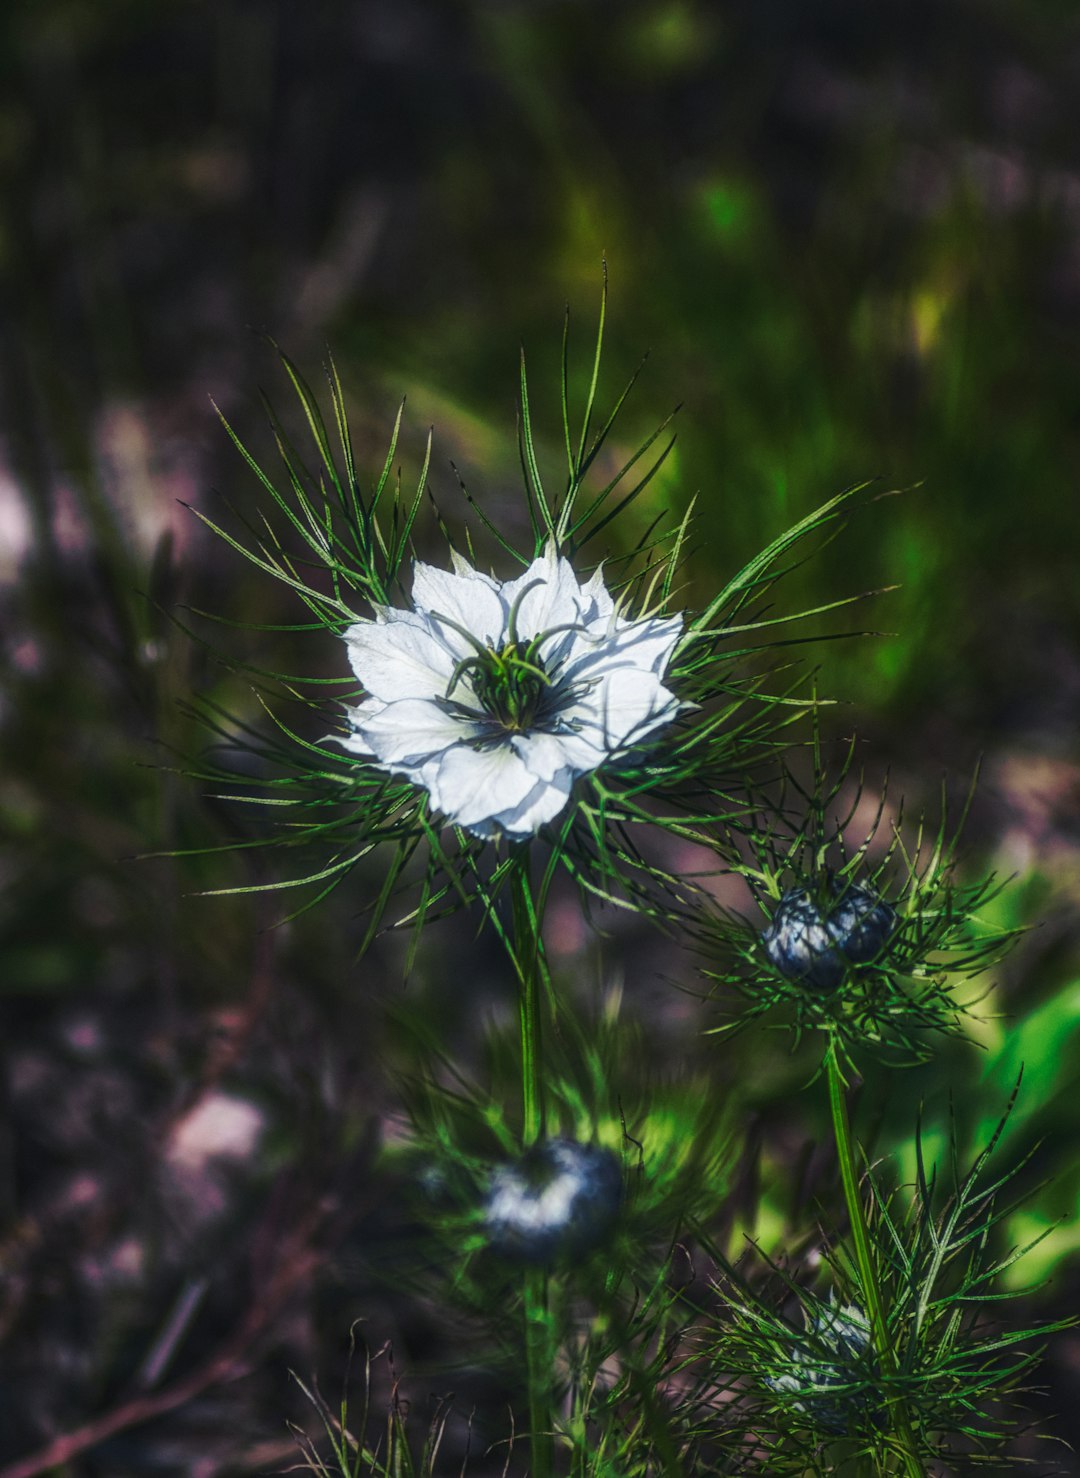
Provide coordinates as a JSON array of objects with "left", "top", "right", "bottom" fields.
[
  {"left": 761, "top": 879, "right": 897, "bottom": 992},
  {"left": 338, "top": 544, "right": 682, "bottom": 840},
  {"left": 484, "top": 1137, "right": 623, "bottom": 1264},
  {"left": 695, "top": 741, "right": 1020, "bottom": 1062},
  {"left": 192, "top": 325, "right": 869, "bottom": 929}
]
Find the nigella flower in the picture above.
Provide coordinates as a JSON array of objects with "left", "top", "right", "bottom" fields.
[
  {"left": 766, "top": 1300, "right": 881, "bottom": 1436},
  {"left": 338, "top": 543, "right": 682, "bottom": 840},
  {"left": 484, "top": 1138, "right": 623, "bottom": 1263},
  {"left": 761, "top": 880, "right": 897, "bottom": 992},
  {"left": 197, "top": 329, "right": 873, "bottom": 927}
]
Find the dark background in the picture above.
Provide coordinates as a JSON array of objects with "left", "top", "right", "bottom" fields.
[{"left": 3, "top": 1, "right": 1080, "bottom": 1472}]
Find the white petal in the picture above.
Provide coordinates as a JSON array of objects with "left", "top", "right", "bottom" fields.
[
  {"left": 372, "top": 602, "right": 480, "bottom": 663},
  {"left": 561, "top": 614, "right": 682, "bottom": 686},
  {"left": 581, "top": 564, "right": 615, "bottom": 622},
  {"left": 550, "top": 620, "right": 612, "bottom": 674},
  {"left": 564, "top": 666, "right": 679, "bottom": 753},
  {"left": 412, "top": 560, "right": 507, "bottom": 646},
  {"left": 449, "top": 548, "right": 499, "bottom": 587},
  {"left": 344, "top": 614, "right": 458, "bottom": 702},
  {"left": 511, "top": 728, "right": 605, "bottom": 783},
  {"left": 500, "top": 545, "right": 590, "bottom": 645},
  {"left": 328, "top": 695, "right": 389, "bottom": 756},
  {"left": 346, "top": 697, "right": 476, "bottom": 765},
  {"left": 487, "top": 768, "right": 575, "bottom": 839},
  {"left": 426, "top": 743, "right": 544, "bottom": 831},
  {"left": 334, "top": 727, "right": 375, "bottom": 757}
]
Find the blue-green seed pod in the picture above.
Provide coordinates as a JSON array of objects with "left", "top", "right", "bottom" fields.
[
  {"left": 484, "top": 1138, "right": 622, "bottom": 1264},
  {"left": 761, "top": 881, "right": 897, "bottom": 991},
  {"left": 767, "top": 1302, "right": 881, "bottom": 1436}
]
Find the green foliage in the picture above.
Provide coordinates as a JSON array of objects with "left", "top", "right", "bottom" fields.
[
  {"left": 290, "top": 1336, "right": 467, "bottom": 1478},
  {"left": 705, "top": 1089, "right": 1070, "bottom": 1473}
]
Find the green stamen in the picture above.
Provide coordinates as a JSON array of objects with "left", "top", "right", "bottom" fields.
[{"left": 469, "top": 641, "right": 552, "bottom": 732}]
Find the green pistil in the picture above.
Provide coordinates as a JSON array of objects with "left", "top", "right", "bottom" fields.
[{"left": 461, "top": 642, "right": 552, "bottom": 733}]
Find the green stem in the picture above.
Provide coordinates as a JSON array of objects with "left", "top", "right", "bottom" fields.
[
  {"left": 524, "top": 1265, "right": 552, "bottom": 1478},
  {"left": 824, "top": 1043, "right": 923, "bottom": 1478},
  {"left": 511, "top": 855, "right": 552, "bottom": 1478},
  {"left": 511, "top": 859, "right": 544, "bottom": 1145}
]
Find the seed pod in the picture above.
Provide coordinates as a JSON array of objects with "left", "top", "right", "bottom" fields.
[
  {"left": 767, "top": 1302, "right": 881, "bottom": 1436},
  {"left": 761, "top": 881, "right": 897, "bottom": 991},
  {"left": 484, "top": 1137, "right": 622, "bottom": 1264}
]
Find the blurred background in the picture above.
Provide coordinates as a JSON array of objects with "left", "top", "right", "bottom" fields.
[{"left": 3, "top": 0, "right": 1080, "bottom": 1472}]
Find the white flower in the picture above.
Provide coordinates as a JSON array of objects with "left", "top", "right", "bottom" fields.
[{"left": 337, "top": 543, "right": 683, "bottom": 840}]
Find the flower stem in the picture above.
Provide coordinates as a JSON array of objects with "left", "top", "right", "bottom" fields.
[
  {"left": 511, "top": 856, "right": 552, "bottom": 1478},
  {"left": 824, "top": 1042, "right": 923, "bottom": 1478},
  {"left": 510, "top": 858, "right": 545, "bottom": 1145},
  {"left": 524, "top": 1265, "right": 552, "bottom": 1478}
]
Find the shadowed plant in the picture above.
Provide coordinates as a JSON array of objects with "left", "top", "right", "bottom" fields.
[
  {"left": 289, "top": 1334, "right": 488, "bottom": 1478},
  {"left": 694, "top": 735, "right": 1019, "bottom": 1066},
  {"left": 703, "top": 1084, "right": 1071, "bottom": 1474}
]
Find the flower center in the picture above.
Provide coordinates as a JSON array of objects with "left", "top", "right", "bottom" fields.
[{"left": 467, "top": 642, "right": 551, "bottom": 732}]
